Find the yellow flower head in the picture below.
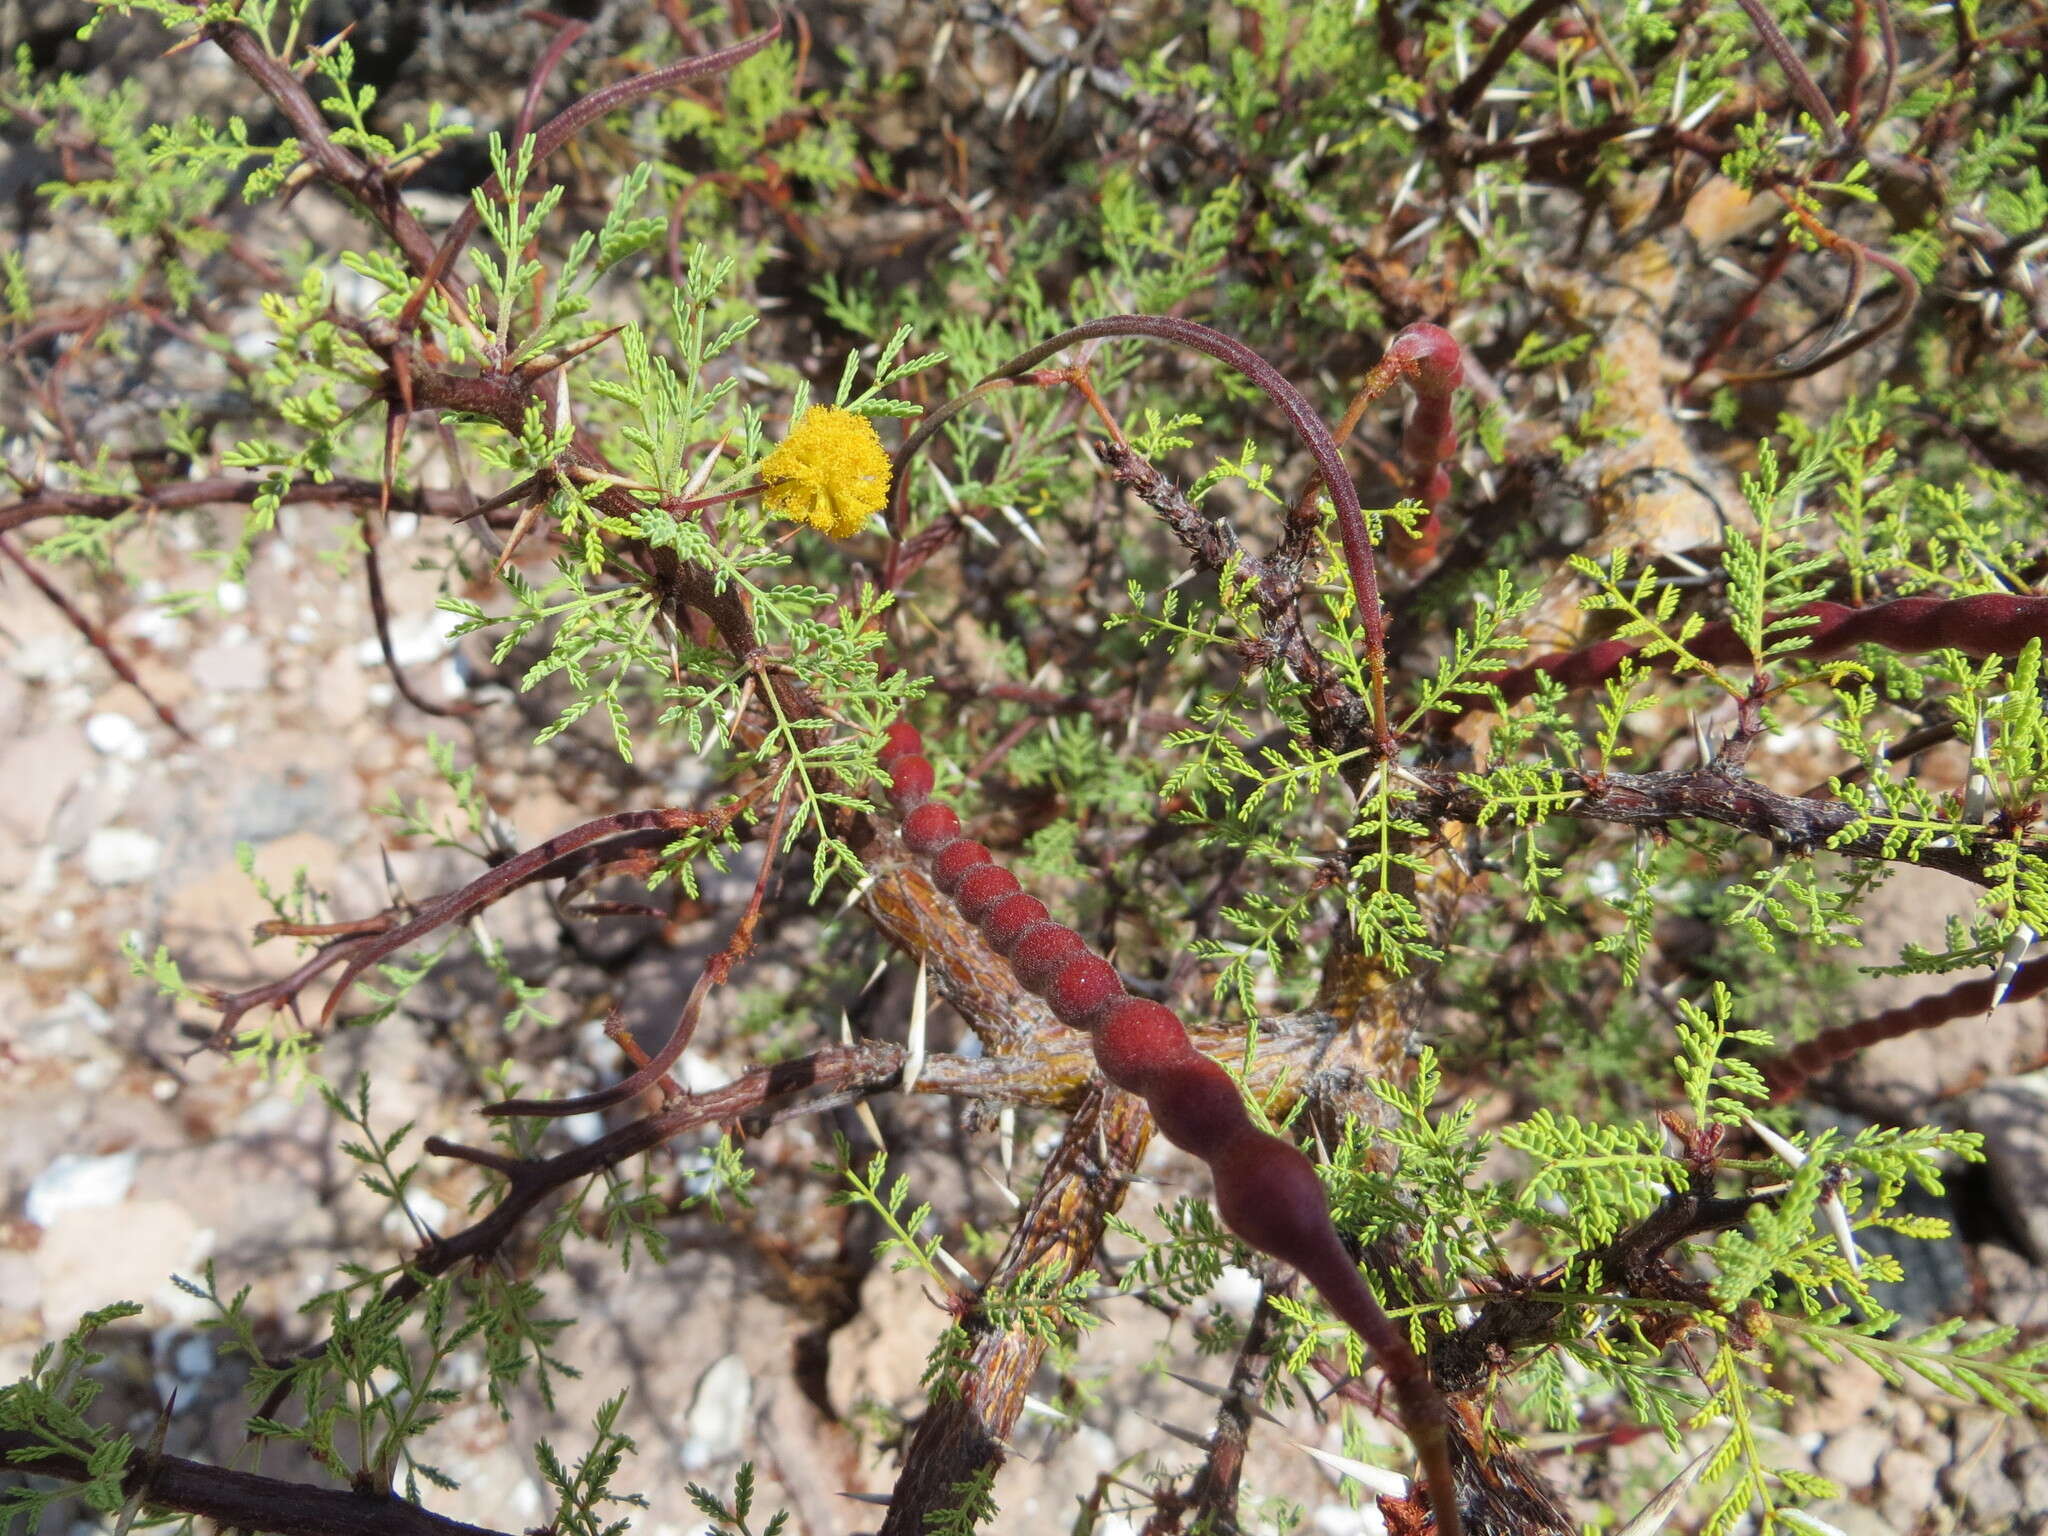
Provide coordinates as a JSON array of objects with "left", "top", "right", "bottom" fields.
[{"left": 758, "top": 405, "right": 892, "bottom": 539}]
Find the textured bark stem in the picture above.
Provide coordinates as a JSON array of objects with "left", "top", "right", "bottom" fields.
[{"left": 876, "top": 1085, "right": 1152, "bottom": 1536}]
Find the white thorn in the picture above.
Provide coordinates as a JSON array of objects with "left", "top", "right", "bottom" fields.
[
  {"left": 1865, "top": 753, "right": 1892, "bottom": 816},
  {"left": 1614, "top": 1440, "right": 1721, "bottom": 1536},
  {"left": 1001, "top": 66, "right": 1038, "bottom": 127},
  {"left": 1691, "top": 711, "right": 1716, "bottom": 765},
  {"left": 1963, "top": 712, "right": 1993, "bottom": 825},
  {"left": 1821, "top": 1188, "right": 1864, "bottom": 1275},
  {"left": 680, "top": 434, "right": 728, "bottom": 499},
  {"left": 1680, "top": 90, "right": 1726, "bottom": 131},
  {"left": 853, "top": 1097, "right": 887, "bottom": 1151},
  {"left": 1743, "top": 1114, "right": 1808, "bottom": 1169},
  {"left": 902, "top": 956, "right": 930, "bottom": 1095},
  {"left": 1389, "top": 159, "right": 1424, "bottom": 219},
  {"left": 981, "top": 1162, "right": 1021, "bottom": 1209},
  {"left": 935, "top": 1241, "right": 975, "bottom": 1283},
  {"left": 1389, "top": 214, "right": 1442, "bottom": 254},
  {"left": 1990, "top": 925, "right": 2037, "bottom": 1012},
  {"left": 834, "top": 870, "right": 880, "bottom": 921},
  {"left": 1780, "top": 1507, "right": 1856, "bottom": 1536},
  {"left": 1294, "top": 1441, "right": 1411, "bottom": 1500},
  {"left": 997, "top": 501, "right": 1047, "bottom": 555}
]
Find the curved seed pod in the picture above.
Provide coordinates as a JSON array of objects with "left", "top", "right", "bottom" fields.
[
  {"left": 1380, "top": 321, "right": 1465, "bottom": 571},
  {"left": 890, "top": 315, "right": 1406, "bottom": 750},
  {"left": 1759, "top": 950, "right": 2048, "bottom": 1102},
  {"left": 1211, "top": 1128, "right": 1347, "bottom": 1273},
  {"left": 879, "top": 720, "right": 924, "bottom": 769},
  {"left": 1095, "top": 997, "right": 1194, "bottom": 1094},
  {"left": 871, "top": 720, "right": 1464, "bottom": 1536}
]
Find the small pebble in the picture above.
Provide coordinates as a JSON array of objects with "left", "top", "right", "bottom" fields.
[
  {"left": 25, "top": 1150, "right": 139, "bottom": 1228},
  {"left": 678, "top": 1353, "right": 752, "bottom": 1470},
  {"left": 82, "top": 827, "right": 162, "bottom": 886},
  {"left": 83, "top": 712, "right": 149, "bottom": 762}
]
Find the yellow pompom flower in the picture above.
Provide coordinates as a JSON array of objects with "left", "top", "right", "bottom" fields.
[{"left": 757, "top": 405, "right": 892, "bottom": 539}]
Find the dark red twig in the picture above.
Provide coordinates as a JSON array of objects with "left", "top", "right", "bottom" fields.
[
  {"left": 213, "top": 808, "right": 729, "bottom": 1035},
  {"left": 0, "top": 476, "right": 480, "bottom": 537},
  {"left": 0, "top": 1430, "right": 503, "bottom": 1536},
  {"left": 1731, "top": 0, "right": 1844, "bottom": 149},
  {"left": 485, "top": 782, "right": 792, "bottom": 1116},
  {"left": 1758, "top": 954, "right": 2048, "bottom": 1102},
  {"left": 1474, "top": 593, "right": 2048, "bottom": 709},
  {"left": 0, "top": 533, "right": 193, "bottom": 741},
  {"left": 200, "top": 23, "right": 457, "bottom": 307},
  {"left": 896, "top": 317, "right": 1409, "bottom": 755},
  {"left": 362, "top": 530, "right": 474, "bottom": 719},
  {"left": 411, "top": 19, "right": 783, "bottom": 298},
  {"left": 1448, "top": 0, "right": 1574, "bottom": 120}
]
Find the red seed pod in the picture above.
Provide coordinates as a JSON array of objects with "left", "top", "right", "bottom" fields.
[
  {"left": 878, "top": 721, "right": 923, "bottom": 769},
  {"left": 980, "top": 892, "right": 1051, "bottom": 954},
  {"left": 1148, "top": 1054, "right": 1251, "bottom": 1159},
  {"left": 1386, "top": 321, "right": 1463, "bottom": 393},
  {"left": 1210, "top": 1129, "right": 1345, "bottom": 1276},
  {"left": 1093, "top": 997, "right": 1193, "bottom": 1094},
  {"left": 1046, "top": 955, "right": 1123, "bottom": 1028},
  {"left": 888, "top": 756, "right": 935, "bottom": 810},
  {"left": 1008, "top": 923, "right": 1089, "bottom": 992},
  {"left": 902, "top": 803, "right": 962, "bottom": 856},
  {"left": 1402, "top": 410, "right": 1457, "bottom": 466},
  {"left": 930, "top": 839, "right": 991, "bottom": 893},
  {"left": 953, "top": 865, "right": 1022, "bottom": 925}
]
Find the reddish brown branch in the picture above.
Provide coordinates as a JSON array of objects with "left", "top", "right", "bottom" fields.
[
  {"left": 414, "top": 19, "right": 784, "bottom": 292},
  {"left": 1473, "top": 593, "right": 2048, "bottom": 709},
  {"left": 0, "top": 477, "right": 479, "bottom": 537},
  {"left": 0, "top": 534, "right": 192, "bottom": 741},
  {"left": 200, "top": 809, "right": 736, "bottom": 1044},
  {"left": 0, "top": 1430, "right": 505, "bottom": 1536},
  {"left": 485, "top": 783, "right": 791, "bottom": 1117},
  {"left": 1758, "top": 953, "right": 2048, "bottom": 1102},
  {"left": 1447, "top": 0, "right": 1575, "bottom": 120},
  {"left": 1730, "top": 0, "right": 1843, "bottom": 148},
  {"left": 362, "top": 530, "right": 475, "bottom": 719},
  {"left": 199, "top": 23, "right": 455, "bottom": 301}
]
